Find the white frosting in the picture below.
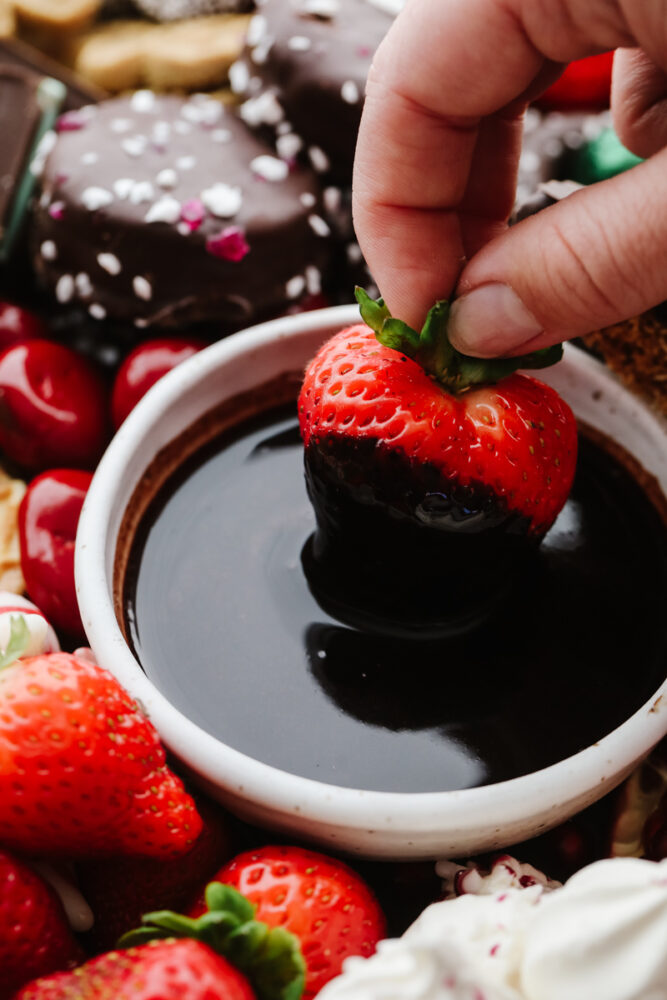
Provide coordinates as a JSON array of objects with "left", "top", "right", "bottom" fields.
[
  {"left": 320, "top": 859, "right": 667, "bottom": 1000},
  {"left": 520, "top": 858, "right": 667, "bottom": 1000},
  {"left": 0, "top": 593, "right": 59, "bottom": 657}
]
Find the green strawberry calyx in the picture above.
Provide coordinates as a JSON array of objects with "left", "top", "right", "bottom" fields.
[
  {"left": 0, "top": 616, "right": 31, "bottom": 671},
  {"left": 119, "top": 882, "right": 305, "bottom": 1000},
  {"left": 355, "top": 287, "right": 563, "bottom": 393}
]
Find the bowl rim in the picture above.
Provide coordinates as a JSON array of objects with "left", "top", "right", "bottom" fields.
[{"left": 75, "top": 305, "right": 667, "bottom": 843}]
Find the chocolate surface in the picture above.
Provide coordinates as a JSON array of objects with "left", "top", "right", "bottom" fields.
[
  {"left": 234, "top": 0, "right": 395, "bottom": 181},
  {"left": 31, "top": 92, "right": 332, "bottom": 328},
  {"left": 121, "top": 401, "right": 667, "bottom": 794}
]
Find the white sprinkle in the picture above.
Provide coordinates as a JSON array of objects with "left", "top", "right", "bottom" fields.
[
  {"left": 201, "top": 183, "right": 242, "bottom": 218},
  {"left": 134, "top": 317, "right": 149, "bottom": 328},
  {"left": 40, "top": 240, "right": 57, "bottom": 261},
  {"left": 130, "top": 90, "right": 157, "bottom": 113},
  {"left": 308, "top": 214, "right": 331, "bottom": 237},
  {"left": 151, "top": 121, "right": 171, "bottom": 147},
  {"left": 55, "top": 274, "right": 74, "bottom": 303},
  {"left": 113, "top": 178, "right": 135, "bottom": 200},
  {"left": 300, "top": 0, "right": 339, "bottom": 17},
  {"left": 29, "top": 130, "right": 56, "bottom": 177},
  {"left": 286, "top": 275, "right": 306, "bottom": 299},
  {"left": 346, "top": 242, "right": 363, "bottom": 263},
  {"left": 110, "top": 118, "right": 133, "bottom": 133},
  {"left": 133, "top": 276, "right": 152, "bottom": 301},
  {"left": 323, "top": 186, "right": 342, "bottom": 215},
  {"left": 306, "top": 265, "right": 322, "bottom": 295},
  {"left": 81, "top": 152, "right": 99, "bottom": 165},
  {"left": 250, "top": 155, "right": 289, "bottom": 182},
  {"left": 365, "top": 0, "right": 404, "bottom": 13},
  {"left": 341, "top": 80, "right": 360, "bottom": 104},
  {"left": 177, "top": 222, "right": 191, "bottom": 236},
  {"left": 39, "top": 190, "right": 50, "bottom": 208},
  {"left": 129, "top": 181, "right": 155, "bottom": 205},
  {"left": 276, "top": 121, "right": 292, "bottom": 135},
  {"left": 173, "top": 121, "right": 191, "bottom": 135},
  {"left": 251, "top": 38, "right": 274, "bottom": 65},
  {"left": 81, "top": 187, "right": 113, "bottom": 211},
  {"left": 246, "top": 14, "right": 267, "bottom": 46},
  {"left": 240, "top": 91, "right": 284, "bottom": 127},
  {"left": 181, "top": 99, "right": 223, "bottom": 126},
  {"left": 276, "top": 132, "right": 303, "bottom": 160},
  {"left": 145, "top": 196, "right": 181, "bottom": 224},
  {"left": 288, "top": 34, "right": 311, "bottom": 51},
  {"left": 122, "top": 135, "right": 148, "bottom": 158},
  {"left": 89, "top": 303, "right": 106, "bottom": 320},
  {"left": 229, "top": 60, "right": 250, "bottom": 94},
  {"left": 156, "top": 168, "right": 178, "bottom": 189},
  {"left": 97, "top": 252, "right": 122, "bottom": 276},
  {"left": 211, "top": 128, "right": 231, "bottom": 143},
  {"left": 300, "top": 192, "right": 316, "bottom": 208},
  {"left": 308, "top": 146, "right": 330, "bottom": 173},
  {"left": 176, "top": 156, "right": 196, "bottom": 171},
  {"left": 75, "top": 272, "right": 93, "bottom": 297},
  {"left": 248, "top": 76, "right": 263, "bottom": 95}
]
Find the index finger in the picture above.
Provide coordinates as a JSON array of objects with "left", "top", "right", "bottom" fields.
[{"left": 352, "top": 0, "right": 630, "bottom": 328}]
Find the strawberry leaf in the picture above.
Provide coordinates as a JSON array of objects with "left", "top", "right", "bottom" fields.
[
  {"left": 0, "top": 615, "right": 31, "bottom": 670},
  {"left": 356, "top": 290, "right": 564, "bottom": 393},
  {"left": 119, "top": 882, "right": 305, "bottom": 1000}
]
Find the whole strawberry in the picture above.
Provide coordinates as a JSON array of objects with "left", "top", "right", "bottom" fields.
[
  {"left": 0, "top": 848, "right": 82, "bottom": 999},
  {"left": 13, "top": 938, "right": 255, "bottom": 1000},
  {"left": 0, "top": 618, "right": 202, "bottom": 858},
  {"left": 298, "top": 291, "right": 577, "bottom": 631},
  {"left": 189, "top": 846, "right": 387, "bottom": 1000}
]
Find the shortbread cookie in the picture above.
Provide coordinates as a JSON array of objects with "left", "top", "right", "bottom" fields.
[
  {"left": 13, "top": 0, "right": 101, "bottom": 35},
  {"left": 67, "top": 13, "right": 250, "bottom": 91},
  {"left": 232, "top": 0, "right": 395, "bottom": 181},
  {"left": 0, "top": 468, "right": 26, "bottom": 595},
  {"left": 32, "top": 92, "right": 332, "bottom": 329}
]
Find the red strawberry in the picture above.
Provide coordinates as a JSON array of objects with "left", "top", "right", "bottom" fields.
[
  {"left": 0, "top": 848, "right": 82, "bottom": 999},
  {"left": 77, "top": 797, "right": 234, "bottom": 952},
  {"left": 0, "top": 625, "right": 202, "bottom": 858},
  {"left": 298, "top": 291, "right": 577, "bottom": 632},
  {"left": 13, "top": 938, "right": 255, "bottom": 1000},
  {"left": 189, "top": 846, "right": 387, "bottom": 999}
]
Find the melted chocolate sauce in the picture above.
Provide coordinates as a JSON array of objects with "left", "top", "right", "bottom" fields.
[{"left": 123, "top": 405, "right": 667, "bottom": 793}]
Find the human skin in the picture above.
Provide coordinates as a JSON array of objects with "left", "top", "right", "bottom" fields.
[{"left": 353, "top": 0, "right": 667, "bottom": 357}]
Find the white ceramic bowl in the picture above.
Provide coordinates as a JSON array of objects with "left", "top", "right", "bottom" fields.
[{"left": 76, "top": 305, "right": 667, "bottom": 860}]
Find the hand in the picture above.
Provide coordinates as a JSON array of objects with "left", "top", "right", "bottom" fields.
[{"left": 352, "top": 0, "right": 667, "bottom": 357}]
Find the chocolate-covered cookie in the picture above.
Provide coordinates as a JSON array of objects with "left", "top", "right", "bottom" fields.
[
  {"left": 31, "top": 91, "right": 332, "bottom": 329},
  {"left": 232, "top": 0, "right": 397, "bottom": 182}
]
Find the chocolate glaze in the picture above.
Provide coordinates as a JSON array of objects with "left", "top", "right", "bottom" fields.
[
  {"left": 31, "top": 93, "right": 332, "bottom": 328},
  {"left": 235, "top": 0, "right": 394, "bottom": 181},
  {"left": 121, "top": 402, "right": 667, "bottom": 794}
]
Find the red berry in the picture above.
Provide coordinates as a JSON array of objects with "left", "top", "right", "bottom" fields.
[
  {"left": 0, "top": 301, "right": 49, "bottom": 347},
  {"left": 0, "top": 849, "right": 82, "bottom": 997},
  {"left": 14, "top": 939, "right": 254, "bottom": 1000},
  {"left": 0, "top": 339, "right": 109, "bottom": 471},
  {"left": 536, "top": 52, "right": 613, "bottom": 111},
  {"left": 111, "top": 337, "right": 205, "bottom": 430},
  {"left": 190, "top": 846, "right": 386, "bottom": 999},
  {"left": 0, "top": 649, "right": 203, "bottom": 858}
]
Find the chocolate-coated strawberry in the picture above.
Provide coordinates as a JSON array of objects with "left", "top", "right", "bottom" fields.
[
  {"left": 14, "top": 938, "right": 256, "bottom": 1000},
  {"left": 188, "top": 846, "right": 386, "bottom": 1000},
  {"left": 0, "top": 848, "right": 82, "bottom": 999},
  {"left": 298, "top": 291, "right": 577, "bottom": 632},
  {"left": 0, "top": 619, "right": 202, "bottom": 858}
]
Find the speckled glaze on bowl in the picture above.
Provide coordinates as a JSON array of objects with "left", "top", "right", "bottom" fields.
[{"left": 75, "top": 305, "right": 667, "bottom": 860}]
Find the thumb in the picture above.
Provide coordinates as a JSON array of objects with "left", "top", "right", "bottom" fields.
[{"left": 448, "top": 147, "right": 667, "bottom": 357}]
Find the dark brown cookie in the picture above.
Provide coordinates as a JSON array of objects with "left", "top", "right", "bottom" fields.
[{"left": 31, "top": 91, "right": 333, "bottom": 329}]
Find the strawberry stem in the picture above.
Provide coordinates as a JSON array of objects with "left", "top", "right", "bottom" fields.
[
  {"left": 119, "top": 882, "right": 305, "bottom": 1000},
  {"left": 0, "top": 616, "right": 31, "bottom": 670},
  {"left": 355, "top": 287, "right": 562, "bottom": 392}
]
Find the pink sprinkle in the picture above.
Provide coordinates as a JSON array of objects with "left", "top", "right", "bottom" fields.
[
  {"left": 180, "top": 198, "right": 206, "bottom": 231},
  {"left": 357, "top": 45, "right": 372, "bottom": 57},
  {"left": 57, "top": 111, "right": 87, "bottom": 132},
  {"left": 496, "top": 893, "right": 508, "bottom": 902},
  {"left": 48, "top": 201, "right": 65, "bottom": 220},
  {"left": 489, "top": 944, "right": 500, "bottom": 957},
  {"left": 206, "top": 227, "right": 250, "bottom": 262}
]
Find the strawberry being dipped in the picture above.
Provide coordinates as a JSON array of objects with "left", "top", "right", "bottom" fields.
[
  {"left": 298, "top": 290, "right": 577, "bottom": 634},
  {"left": 0, "top": 848, "right": 82, "bottom": 999},
  {"left": 188, "top": 846, "right": 387, "bottom": 1000},
  {"left": 0, "top": 618, "right": 202, "bottom": 859}
]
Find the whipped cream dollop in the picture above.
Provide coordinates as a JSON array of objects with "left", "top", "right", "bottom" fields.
[
  {"left": 319, "top": 858, "right": 667, "bottom": 1000},
  {"left": 437, "top": 854, "right": 561, "bottom": 899}
]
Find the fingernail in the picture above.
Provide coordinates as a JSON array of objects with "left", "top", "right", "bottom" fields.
[{"left": 449, "top": 284, "right": 543, "bottom": 357}]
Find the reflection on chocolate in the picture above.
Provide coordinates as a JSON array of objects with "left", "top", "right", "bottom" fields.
[{"left": 120, "top": 398, "right": 667, "bottom": 794}]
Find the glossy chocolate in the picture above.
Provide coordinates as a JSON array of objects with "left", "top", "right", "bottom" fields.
[{"left": 123, "top": 404, "right": 667, "bottom": 794}]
